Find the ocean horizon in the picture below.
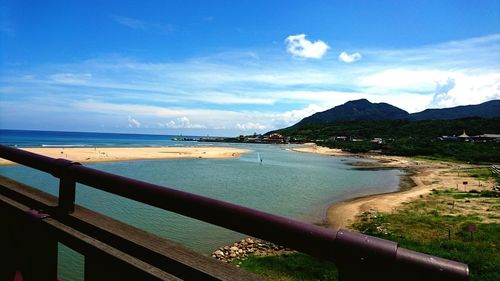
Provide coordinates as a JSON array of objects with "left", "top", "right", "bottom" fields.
[
  {"left": 0, "top": 129, "right": 211, "bottom": 148},
  {"left": 0, "top": 129, "right": 404, "bottom": 280}
]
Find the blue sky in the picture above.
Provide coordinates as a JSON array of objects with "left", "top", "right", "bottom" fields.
[{"left": 1, "top": 0, "right": 499, "bottom": 136}]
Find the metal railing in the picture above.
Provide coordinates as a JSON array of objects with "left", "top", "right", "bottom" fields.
[
  {"left": 491, "top": 165, "right": 500, "bottom": 175},
  {"left": 0, "top": 145, "right": 469, "bottom": 280}
]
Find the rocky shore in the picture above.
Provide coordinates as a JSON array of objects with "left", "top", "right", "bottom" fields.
[{"left": 212, "top": 238, "right": 292, "bottom": 264}]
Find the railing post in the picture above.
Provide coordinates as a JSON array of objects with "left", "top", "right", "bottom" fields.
[
  {"left": 23, "top": 210, "right": 59, "bottom": 281},
  {"left": 0, "top": 145, "right": 471, "bottom": 281},
  {"left": 58, "top": 177, "right": 76, "bottom": 214},
  {"left": 52, "top": 159, "right": 80, "bottom": 214},
  {"left": 0, "top": 207, "right": 58, "bottom": 281}
]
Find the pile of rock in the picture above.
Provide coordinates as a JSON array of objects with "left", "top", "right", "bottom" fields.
[{"left": 212, "top": 238, "right": 292, "bottom": 263}]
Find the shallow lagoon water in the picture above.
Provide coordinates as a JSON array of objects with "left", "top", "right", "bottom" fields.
[{"left": 0, "top": 143, "right": 402, "bottom": 280}]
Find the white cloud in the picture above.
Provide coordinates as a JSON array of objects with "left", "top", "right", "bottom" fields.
[
  {"left": 190, "top": 92, "right": 276, "bottom": 105},
  {"left": 428, "top": 73, "right": 500, "bottom": 108},
  {"left": 278, "top": 104, "right": 326, "bottom": 125},
  {"left": 236, "top": 122, "right": 268, "bottom": 131},
  {"left": 162, "top": 116, "right": 206, "bottom": 129},
  {"left": 50, "top": 73, "right": 92, "bottom": 84},
  {"left": 73, "top": 100, "right": 326, "bottom": 132},
  {"left": 127, "top": 116, "right": 141, "bottom": 128},
  {"left": 2, "top": 33, "right": 500, "bottom": 134},
  {"left": 360, "top": 69, "right": 500, "bottom": 109},
  {"left": 360, "top": 69, "right": 449, "bottom": 92},
  {"left": 285, "top": 34, "right": 329, "bottom": 59},
  {"left": 338, "top": 51, "right": 362, "bottom": 63},
  {"left": 431, "top": 78, "right": 456, "bottom": 106}
]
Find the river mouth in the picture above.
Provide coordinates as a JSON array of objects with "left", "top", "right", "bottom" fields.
[{"left": 0, "top": 143, "right": 403, "bottom": 281}]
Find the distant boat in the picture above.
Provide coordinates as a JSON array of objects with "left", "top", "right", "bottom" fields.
[{"left": 257, "top": 152, "right": 263, "bottom": 164}]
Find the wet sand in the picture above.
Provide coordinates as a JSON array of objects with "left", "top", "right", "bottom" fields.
[
  {"left": 291, "top": 143, "right": 496, "bottom": 230},
  {"left": 0, "top": 147, "right": 251, "bottom": 165}
]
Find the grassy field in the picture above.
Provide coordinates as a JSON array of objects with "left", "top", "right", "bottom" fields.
[
  {"left": 465, "top": 169, "right": 500, "bottom": 185},
  {"left": 235, "top": 253, "right": 337, "bottom": 281},
  {"left": 236, "top": 178, "right": 499, "bottom": 281},
  {"left": 354, "top": 188, "right": 500, "bottom": 281}
]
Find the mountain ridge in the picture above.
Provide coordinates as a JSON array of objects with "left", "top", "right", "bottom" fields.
[{"left": 290, "top": 99, "right": 500, "bottom": 129}]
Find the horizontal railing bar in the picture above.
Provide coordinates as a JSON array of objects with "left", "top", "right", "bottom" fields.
[
  {"left": 0, "top": 145, "right": 63, "bottom": 174},
  {"left": 0, "top": 145, "right": 469, "bottom": 280},
  {"left": 0, "top": 145, "right": 335, "bottom": 257},
  {"left": 0, "top": 175, "right": 263, "bottom": 280},
  {"left": 0, "top": 193, "right": 177, "bottom": 281}
]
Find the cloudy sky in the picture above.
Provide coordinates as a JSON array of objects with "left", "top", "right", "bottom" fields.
[{"left": 1, "top": 0, "right": 499, "bottom": 136}]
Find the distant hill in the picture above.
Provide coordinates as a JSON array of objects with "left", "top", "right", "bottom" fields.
[
  {"left": 296, "top": 99, "right": 410, "bottom": 126},
  {"left": 267, "top": 99, "right": 500, "bottom": 163},
  {"left": 411, "top": 100, "right": 500, "bottom": 120},
  {"left": 288, "top": 99, "right": 500, "bottom": 128}
]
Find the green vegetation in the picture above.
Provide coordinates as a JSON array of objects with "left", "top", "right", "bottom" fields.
[
  {"left": 466, "top": 169, "right": 500, "bottom": 185},
  {"left": 353, "top": 189, "right": 499, "bottom": 281},
  {"left": 235, "top": 253, "right": 337, "bottom": 281},
  {"left": 276, "top": 118, "right": 500, "bottom": 163},
  {"left": 238, "top": 189, "right": 499, "bottom": 281}
]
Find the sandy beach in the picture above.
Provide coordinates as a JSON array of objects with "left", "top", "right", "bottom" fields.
[
  {"left": 0, "top": 146, "right": 251, "bottom": 165},
  {"left": 292, "top": 143, "right": 497, "bottom": 230}
]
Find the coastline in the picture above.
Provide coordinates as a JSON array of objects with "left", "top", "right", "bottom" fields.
[
  {"left": 0, "top": 146, "right": 251, "bottom": 165},
  {"left": 291, "top": 143, "right": 496, "bottom": 230}
]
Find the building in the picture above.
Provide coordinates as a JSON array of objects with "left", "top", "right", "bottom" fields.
[
  {"left": 457, "top": 130, "right": 471, "bottom": 141},
  {"left": 264, "top": 133, "right": 285, "bottom": 144},
  {"left": 370, "top": 138, "right": 384, "bottom": 145},
  {"left": 472, "top": 134, "right": 500, "bottom": 142}
]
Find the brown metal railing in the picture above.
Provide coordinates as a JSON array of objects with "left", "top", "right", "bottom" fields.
[{"left": 0, "top": 144, "right": 469, "bottom": 280}]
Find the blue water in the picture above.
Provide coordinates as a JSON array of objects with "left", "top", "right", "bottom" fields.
[
  {"left": 0, "top": 129, "right": 199, "bottom": 147},
  {"left": 0, "top": 130, "right": 403, "bottom": 280}
]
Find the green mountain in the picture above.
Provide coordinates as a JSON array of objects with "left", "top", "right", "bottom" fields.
[
  {"left": 291, "top": 99, "right": 500, "bottom": 127},
  {"left": 411, "top": 100, "right": 500, "bottom": 120},
  {"left": 296, "top": 99, "right": 409, "bottom": 126},
  {"left": 269, "top": 99, "right": 500, "bottom": 163}
]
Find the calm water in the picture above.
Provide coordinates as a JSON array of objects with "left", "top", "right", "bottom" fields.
[{"left": 0, "top": 130, "right": 403, "bottom": 280}]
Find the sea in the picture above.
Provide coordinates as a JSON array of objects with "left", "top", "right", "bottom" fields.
[{"left": 0, "top": 129, "right": 404, "bottom": 280}]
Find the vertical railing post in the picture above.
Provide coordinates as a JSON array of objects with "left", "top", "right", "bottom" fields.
[
  {"left": 22, "top": 210, "right": 59, "bottom": 281},
  {"left": 52, "top": 159, "right": 80, "bottom": 214},
  {"left": 58, "top": 177, "right": 76, "bottom": 214},
  {"left": 0, "top": 207, "right": 58, "bottom": 281}
]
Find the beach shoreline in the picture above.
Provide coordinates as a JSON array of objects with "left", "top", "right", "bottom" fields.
[
  {"left": 0, "top": 146, "right": 251, "bottom": 165},
  {"left": 290, "top": 143, "right": 496, "bottom": 230}
]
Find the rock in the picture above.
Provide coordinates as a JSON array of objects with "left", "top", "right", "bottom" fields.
[{"left": 212, "top": 237, "right": 294, "bottom": 263}]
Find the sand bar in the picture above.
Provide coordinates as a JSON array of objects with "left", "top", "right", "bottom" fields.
[
  {"left": 290, "top": 142, "right": 351, "bottom": 157},
  {"left": 0, "top": 147, "right": 251, "bottom": 165},
  {"left": 291, "top": 143, "right": 497, "bottom": 230}
]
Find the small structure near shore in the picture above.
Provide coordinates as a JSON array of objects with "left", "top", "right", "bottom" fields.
[
  {"left": 457, "top": 130, "right": 470, "bottom": 141},
  {"left": 265, "top": 133, "right": 285, "bottom": 144},
  {"left": 438, "top": 130, "right": 500, "bottom": 142}
]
